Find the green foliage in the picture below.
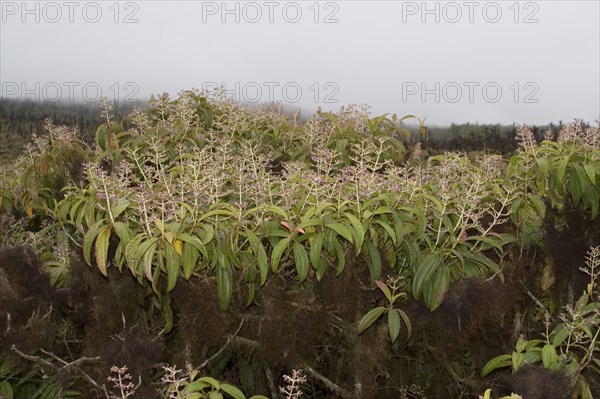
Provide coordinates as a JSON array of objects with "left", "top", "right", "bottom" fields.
[
  {"left": 358, "top": 277, "right": 411, "bottom": 343},
  {"left": 482, "top": 246, "right": 600, "bottom": 399}
]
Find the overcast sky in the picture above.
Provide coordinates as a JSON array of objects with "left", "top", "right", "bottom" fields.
[{"left": 1, "top": 0, "right": 599, "bottom": 125}]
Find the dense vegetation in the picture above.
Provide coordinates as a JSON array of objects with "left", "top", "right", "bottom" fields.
[{"left": 0, "top": 92, "right": 598, "bottom": 399}]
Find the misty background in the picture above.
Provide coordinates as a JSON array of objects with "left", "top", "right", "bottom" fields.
[{"left": 1, "top": 0, "right": 599, "bottom": 125}]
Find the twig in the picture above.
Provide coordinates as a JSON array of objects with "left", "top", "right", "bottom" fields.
[
  {"left": 11, "top": 345, "right": 106, "bottom": 392},
  {"left": 303, "top": 366, "right": 352, "bottom": 399},
  {"left": 198, "top": 319, "right": 244, "bottom": 370},
  {"left": 263, "top": 365, "right": 278, "bottom": 399},
  {"left": 521, "top": 281, "right": 552, "bottom": 320}
]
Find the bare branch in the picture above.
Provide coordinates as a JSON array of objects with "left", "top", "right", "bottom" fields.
[{"left": 198, "top": 319, "right": 244, "bottom": 370}]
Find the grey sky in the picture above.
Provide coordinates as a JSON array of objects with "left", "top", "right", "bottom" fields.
[{"left": 1, "top": 0, "right": 599, "bottom": 125}]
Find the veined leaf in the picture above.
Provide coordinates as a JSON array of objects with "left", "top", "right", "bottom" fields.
[
  {"left": 220, "top": 384, "right": 246, "bottom": 399},
  {"left": 271, "top": 236, "right": 291, "bottom": 272},
  {"left": 375, "top": 280, "right": 392, "bottom": 303},
  {"left": 358, "top": 306, "right": 385, "bottom": 334},
  {"left": 217, "top": 262, "right": 233, "bottom": 311},
  {"left": 334, "top": 240, "right": 346, "bottom": 275},
  {"left": 542, "top": 344, "right": 558, "bottom": 370},
  {"left": 83, "top": 219, "right": 107, "bottom": 266},
  {"left": 374, "top": 219, "right": 397, "bottom": 246},
  {"left": 310, "top": 232, "right": 324, "bottom": 270},
  {"left": 166, "top": 244, "right": 179, "bottom": 292},
  {"left": 143, "top": 239, "right": 158, "bottom": 282},
  {"left": 293, "top": 242, "right": 309, "bottom": 282},
  {"left": 482, "top": 354, "right": 512, "bottom": 377},
  {"left": 365, "top": 241, "right": 381, "bottom": 282},
  {"left": 110, "top": 198, "right": 130, "bottom": 218},
  {"left": 344, "top": 212, "right": 365, "bottom": 254},
  {"left": 182, "top": 242, "right": 199, "bottom": 280},
  {"left": 412, "top": 252, "right": 442, "bottom": 299},
  {"left": 388, "top": 307, "right": 401, "bottom": 343},
  {"left": 326, "top": 222, "right": 354, "bottom": 244},
  {"left": 94, "top": 225, "right": 112, "bottom": 276}
]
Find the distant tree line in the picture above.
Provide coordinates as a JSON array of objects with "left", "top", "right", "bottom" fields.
[
  {"left": 0, "top": 99, "right": 136, "bottom": 164},
  {"left": 418, "top": 122, "right": 566, "bottom": 156}
]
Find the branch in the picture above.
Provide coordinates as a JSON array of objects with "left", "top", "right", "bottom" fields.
[
  {"left": 303, "top": 366, "right": 352, "bottom": 399},
  {"left": 263, "top": 365, "right": 278, "bottom": 399},
  {"left": 198, "top": 319, "right": 244, "bottom": 370},
  {"left": 11, "top": 345, "right": 106, "bottom": 393}
]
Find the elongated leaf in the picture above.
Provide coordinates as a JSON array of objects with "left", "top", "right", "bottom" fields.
[
  {"left": 334, "top": 240, "right": 346, "bottom": 275},
  {"left": 482, "top": 354, "right": 512, "bottom": 377},
  {"left": 326, "top": 222, "right": 354, "bottom": 244},
  {"left": 375, "top": 280, "right": 392, "bottom": 303},
  {"left": 310, "top": 232, "right": 324, "bottom": 270},
  {"left": 293, "top": 242, "right": 309, "bottom": 282},
  {"left": 412, "top": 252, "right": 442, "bottom": 299},
  {"left": 271, "top": 236, "right": 291, "bottom": 273},
  {"left": 424, "top": 266, "right": 450, "bottom": 311},
  {"left": 528, "top": 194, "right": 546, "bottom": 219},
  {"left": 166, "top": 244, "right": 179, "bottom": 292},
  {"left": 557, "top": 156, "right": 569, "bottom": 184},
  {"left": 374, "top": 219, "right": 397, "bottom": 246},
  {"left": 83, "top": 219, "right": 107, "bottom": 266},
  {"left": 182, "top": 242, "right": 199, "bottom": 280},
  {"left": 358, "top": 307, "right": 385, "bottom": 334},
  {"left": 217, "top": 262, "right": 233, "bottom": 311},
  {"left": 94, "top": 225, "right": 112, "bottom": 276},
  {"left": 471, "top": 252, "right": 504, "bottom": 282},
  {"left": 110, "top": 198, "right": 130, "bottom": 218},
  {"left": 220, "top": 384, "right": 246, "bottom": 399},
  {"left": 344, "top": 212, "right": 365, "bottom": 254},
  {"left": 143, "top": 240, "right": 158, "bottom": 282},
  {"left": 365, "top": 241, "right": 381, "bottom": 282},
  {"left": 542, "top": 344, "right": 558, "bottom": 370},
  {"left": 397, "top": 309, "right": 412, "bottom": 340},
  {"left": 388, "top": 307, "right": 401, "bottom": 343}
]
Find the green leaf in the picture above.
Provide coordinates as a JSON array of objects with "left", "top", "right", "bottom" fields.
[
  {"left": 512, "top": 351, "right": 524, "bottom": 372},
  {"left": 412, "top": 252, "right": 442, "bottom": 299},
  {"left": 375, "top": 280, "right": 392, "bottom": 303},
  {"left": 326, "top": 222, "right": 354, "bottom": 244},
  {"left": 220, "top": 384, "right": 246, "bottom": 399},
  {"left": 110, "top": 198, "right": 130, "bottom": 218},
  {"left": 541, "top": 344, "right": 557, "bottom": 370},
  {"left": 143, "top": 239, "right": 158, "bottom": 282},
  {"left": 94, "top": 225, "right": 112, "bottom": 276},
  {"left": 358, "top": 306, "right": 386, "bottom": 334},
  {"left": 177, "top": 233, "right": 207, "bottom": 257},
  {"left": 583, "top": 163, "right": 596, "bottom": 184},
  {"left": 83, "top": 219, "right": 106, "bottom": 266},
  {"left": 334, "top": 240, "right": 346, "bottom": 275},
  {"left": 209, "top": 392, "right": 224, "bottom": 399},
  {"left": 388, "top": 307, "right": 401, "bottom": 343},
  {"left": 471, "top": 252, "right": 504, "bottom": 282},
  {"left": 482, "top": 354, "right": 512, "bottom": 377},
  {"left": 217, "top": 263, "right": 233, "bottom": 311},
  {"left": 343, "top": 212, "right": 365, "bottom": 254},
  {"left": 552, "top": 326, "right": 569, "bottom": 347},
  {"left": 528, "top": 194, "right": 546, "bottom": 219},
  {"left": 365, "top": 241, "right": 381, "bottom": 282},
  {"left": 373, "top": 219, "right": 397, "bottom": 246},
  {"left": 166, "top": 244, "right": 179, "bottom": 292},
  {"left": 293, "top": 242, "right": 309, "bottom": 282},
  {"left": 310, "top": 232, "right": 324, "bottom": 270},
  {"left": 424, "top": 266, "right": 450, "bottom": 311},
  {"left": 271, "top": 236, "right": 291, "bottom": 272},
  {"left": 397, "top": 309, "right": 412, "bottom": 340},
  {"left": 557, "top": 155, "right": 569, "bottom": 184}
]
